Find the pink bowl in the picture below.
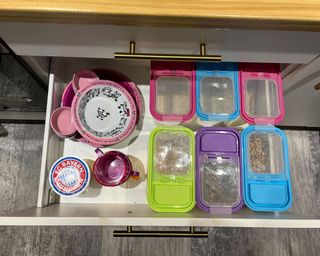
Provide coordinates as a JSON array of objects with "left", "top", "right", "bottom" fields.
[
  {"left": 50, "top": 107, "right": 77, "bottom": 137},
  {"left": 61, "top": 82, "right": 75, "bottom": 107},
  {"left": 72, "top": 70, "right": 99, "bottom": 92}
]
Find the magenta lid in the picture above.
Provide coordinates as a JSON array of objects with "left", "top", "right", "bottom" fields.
[
  {"left": 150, "top": 61, "right": 195, "bottom": 122},
  {"left": 239, "top": 63, "right": 285, "bottom": 125}
]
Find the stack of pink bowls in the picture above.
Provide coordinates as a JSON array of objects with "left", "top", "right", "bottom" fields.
[{"left": 50, "top": 68, "right": 142, "bottom": 147}]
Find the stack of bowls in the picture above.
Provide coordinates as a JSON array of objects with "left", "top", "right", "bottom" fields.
[{"left": 50, "top": 69, "right": 142, "bottom": 147}]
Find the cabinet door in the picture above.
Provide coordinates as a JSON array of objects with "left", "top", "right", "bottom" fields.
[{"left": 282, "top": 56, "right": 320, "bottom": 127}]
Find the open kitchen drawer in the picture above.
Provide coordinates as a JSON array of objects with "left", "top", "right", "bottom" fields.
[
  {"left": 0, "top": 22, "right": 320, "bottom": 230},
  {"left": 0, "top": 57, "right": 319, "bottom": 229}
]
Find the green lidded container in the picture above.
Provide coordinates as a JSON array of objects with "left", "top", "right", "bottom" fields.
[{"left": 147, "top": 126, "right": 195, "bottom": 212}]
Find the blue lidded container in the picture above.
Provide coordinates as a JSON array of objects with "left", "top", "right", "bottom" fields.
[
  {"left": 242, "top": 125, "right": 292, "bottom": 211},
  {"left": 196, "top": 62, "right": 240, "bottom": 121}
]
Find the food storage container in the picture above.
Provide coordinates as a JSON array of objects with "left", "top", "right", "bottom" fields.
[
  {"left": 196, "top": 127, "right": 243, "bottom": 213},
  {"left": 196, "top": 62, "right": 240, "bottom": 121},
  {"left": 148, "top": 126, "right": 195, "bottom": 212},
  {"left": 239, "top": 63, "right": 285, "bottom": 124},
  {"left": 242, "top": 125, "right": 292, "bottom": 211},
  {"left": 150, "top": 61, "right": 195, "bottom": 122}
]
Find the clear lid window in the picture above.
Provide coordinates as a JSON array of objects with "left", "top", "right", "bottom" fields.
[
  {"left": 155, "top": 76, "right": 190, "bottom": 116},
  {"left": 248, "top": 132, "right": 284, "bottom": 174},
  {"left": 154, "top": 131, "right": 192, "bottom": 178},
  {"left": 200, "top": 76, "right": 235, "bottom": 116},
  {"left": 200, "top": 156, "right": 240, "bottom": 206},
  {"left": 245, "top": 79, "right": 280, "bottom": 119}
]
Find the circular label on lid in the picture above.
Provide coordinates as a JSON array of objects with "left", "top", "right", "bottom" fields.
[{"left": 49, "top": 156, "right": 90, "bottom": 197}]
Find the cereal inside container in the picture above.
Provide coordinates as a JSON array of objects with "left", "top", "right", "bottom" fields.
[
  {"left": 147, "top": 126, "right": 195, "bottom": 212},
  {"left": 200, "top": 156, "right": 240, "bottom": 207},
  {"left": 248, "top": 132, "right": 284, "bottom": 174}
]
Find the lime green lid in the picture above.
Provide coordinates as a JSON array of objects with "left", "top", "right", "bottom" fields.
[{"left": 147, "top": 126, "right": 195, "bottom": 212}]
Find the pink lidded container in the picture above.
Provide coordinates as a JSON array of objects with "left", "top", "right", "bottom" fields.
[
  {"left": 239, "top": 63, "right": 285, "bottom": 125},
  {"left": 150, "top": 61, "right": 195, "bottom": 122}
]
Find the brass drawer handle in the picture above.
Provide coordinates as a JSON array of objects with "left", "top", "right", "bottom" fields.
[
  {"left": 114, "top": 42, "right": 221, "bottom": 62},
  {"left": 113, "top": 226, "right": 208, "bottom": 238}
]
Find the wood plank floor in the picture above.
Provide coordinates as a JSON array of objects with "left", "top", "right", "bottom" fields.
[{"left": 0, "top": 123, "right": 319, "bottom": 256}]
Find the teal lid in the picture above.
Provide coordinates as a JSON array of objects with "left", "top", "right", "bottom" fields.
[
  {"left": 196, "top": 62, "right": 240, "bottom": 121},
  {"left": 242, "top": 125, "right": 292, "bottom": 211}
]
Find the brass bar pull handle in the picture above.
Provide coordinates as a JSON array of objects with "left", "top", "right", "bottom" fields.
[
  {"left": 114, "top": 42, "right": 221, "bottom": 62},
  {"left": 113, "top": 226, "right": 208, "bottom": 238}
]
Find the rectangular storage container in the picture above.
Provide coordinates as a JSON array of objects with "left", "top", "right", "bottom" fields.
[
  {"left": 196, "top": 62, "right": 240, "bottom": 121},
  {"left": 241, "top": 125, "right": 292, "bottom": 211},
  {"left": 148, "top": 126, "right": 195, "bottom": 212},
  {"left": 196, "top": 127, "right": 243, "bottom": 213},
  {"left": 150, "top": 61, "right": 195, "bottom": 122},
  {"left": 239, "top": 63, "right": 285, "bottom": 125}
]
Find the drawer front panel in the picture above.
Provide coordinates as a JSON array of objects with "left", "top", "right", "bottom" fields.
[{"left": 1, "top": 22, "right": 320, "bottom": 63}]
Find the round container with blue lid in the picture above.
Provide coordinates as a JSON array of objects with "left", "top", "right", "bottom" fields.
[{"left": 49, "top": 156, "right": 91, "bottom": 197}]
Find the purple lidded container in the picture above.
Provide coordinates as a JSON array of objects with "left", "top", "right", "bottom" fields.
[{"left": 196, "top": 127, "right": 243, "bottom": 214}]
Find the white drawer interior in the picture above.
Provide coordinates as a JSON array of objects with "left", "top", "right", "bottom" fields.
[{"left": 4, "top": 57, "right": 318, "bottom": 227}]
